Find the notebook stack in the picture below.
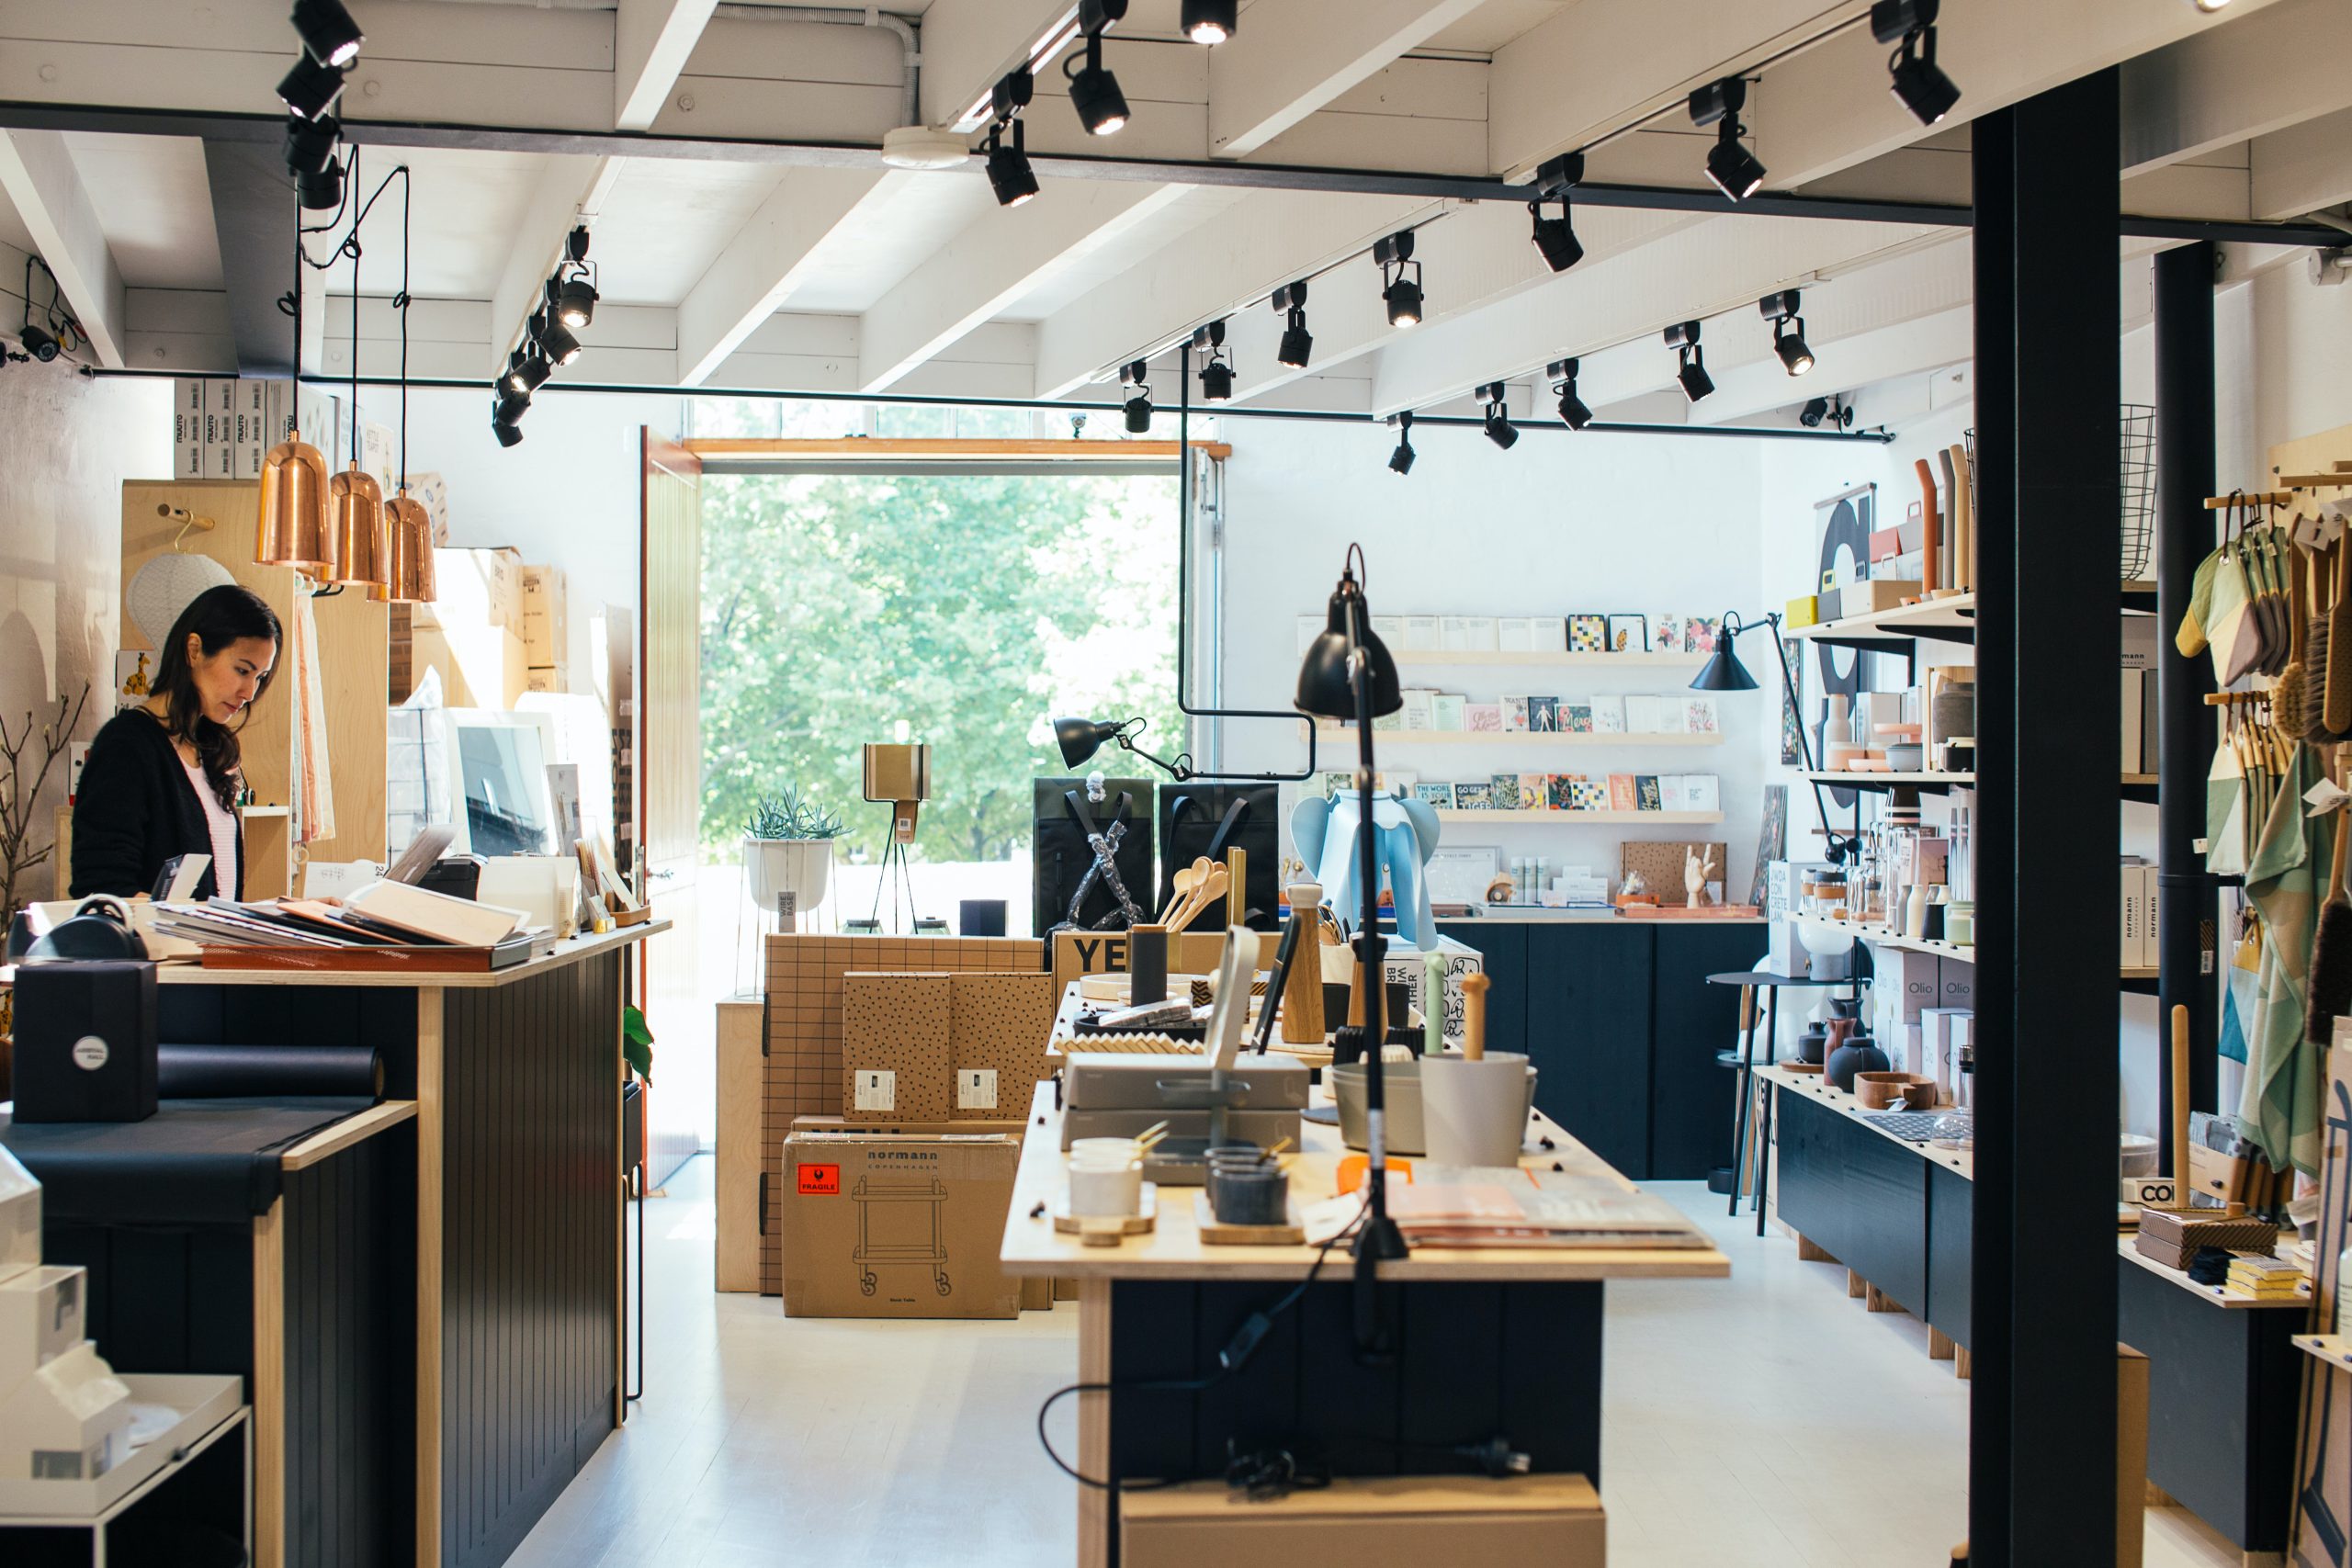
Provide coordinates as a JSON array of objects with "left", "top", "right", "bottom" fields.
[{"left": 2222, "top": 1253, "right": 2306, "bottom": 1301}]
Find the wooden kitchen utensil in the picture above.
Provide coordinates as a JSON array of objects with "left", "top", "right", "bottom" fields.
[
  {"left": 2327, "top": 536, "right": 2352, "bottom": 733},
  {"left": 1461, "top": 971, "right": 1490, "bottom": 1061},
  {"left": 1947, "top": 442, "right": 1973, "bottom": 592},
  {"left": 1279, "top": 883, "right": 1328, "bottom": 1044},
  {"left": 2307, "top": 786, "right": 2352, "bottom": 1044},
  {"left": 1917, "top": 457, "right": 1940, "bottom": 598},
  {"left": 1225, "top": 846, "right": 1247, "bottom": 927}
]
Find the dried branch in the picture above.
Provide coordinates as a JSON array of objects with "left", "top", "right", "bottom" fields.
[{"left": 0, "top": 684, "right": 90, "bottom": 916}]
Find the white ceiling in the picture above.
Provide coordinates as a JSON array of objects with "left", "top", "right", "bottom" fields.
[
  {"left": 61, "top": 133, "right": 222, "bottom": 291},
  {"left": 783, "top": 170, "right": 1002, "bottom": 313},
  {"left": 590, "top": 159, "right": 789, "bottom": 305}
]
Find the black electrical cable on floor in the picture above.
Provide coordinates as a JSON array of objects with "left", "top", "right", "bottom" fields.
[{"left": 1035, "top": 1192, "right": 1367, "bottom": 1491}]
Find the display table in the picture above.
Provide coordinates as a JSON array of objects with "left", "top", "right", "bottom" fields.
[
  {"left": 1764, "top": 1065, "right": 2302, "bottom": 1556},
  {"left": 141, "top": 920, "right": 662, "bottom": 1568},
  {"left": 1001, "top": 1080, "right": 1728, "bottom": 1567}
]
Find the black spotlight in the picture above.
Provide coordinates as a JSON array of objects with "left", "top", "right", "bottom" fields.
[
  {"left": 985, "top": 119, "right": 1039, "bottom": 209},
  {"left": 1273, "top": 280, "right": 1312, "bottom": 369},
  {"left": 492, "top": 416, "right": 524, "bottom": 449},
  {"left": 535, "top": 299, "right": 582, "bottom": 367},
  {"left": 1388, "top": 411, "right": 1416, "bottom": 475},
  {"left": 291, "top": 0, "right": 366, "bottom": 68},
  {"left": 556, "top": 227, "right": 598, "bottom": 328},
  {"left": 1548, "top": 357, "right": 1593, "bottom": 430},
  {"left": 1067, "top": 3, "right": 1131, "bottom": 137},
  {"left": 283, "top": 112, "right": 340, "bottom": 175},
  {"left": 296, "top": 152, "right": 345, "bottom": 211},
  {"left": 277, "top": 51, "right": 347, "bottom": 121},
  {"left": 1182, "top": 0, "right": 1237, "bottom": 43},
  {"left": 1120, "top": 360, "right": 1153, "bottom": 433},
  {"left": 505, "top": 345, "right": 551, "bottom": 397},
  {"left": 1479, "top": 383, "right": 1519, "bottom": 450},
  {"left": 19, "top": 321, "right": 60, "bottom": 362},
  {"left": 1873, "top": 0, "right": 1962, "bottom": 126},
  {"left": 1527, "top": 153, "right": 1586, "bottom": 273},
  {"left": 1690, "top": 77, "right": 1765, "bottom": 201},
  {"left": 1760, "top": 289, "right": 1814, "bottom": 376},
  {"left": 491, "top": 389, "right": 526, "bottom": 446},
  {"left": 1800, "top": 396, "right": 1855, "bottom": 430},
  {"left": 1665, "top": 321, "right": 1713, "bottom": 402},
  {"left": 1193, "top": 321, "right": 1235, "bottom": 401},
  {"left": 1374, "top": 231, "right": 1422, "bottom": 328}
]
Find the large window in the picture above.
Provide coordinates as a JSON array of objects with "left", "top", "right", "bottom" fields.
[{"left": 698, "top": 460, "right": 1181, "bottom": 935}]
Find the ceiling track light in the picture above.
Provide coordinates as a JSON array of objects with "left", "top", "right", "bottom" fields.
[
  {"left": 1387, "top": 410, "right": 1416, "bottom": 475},
  {"left": 1192, "top": 320, "right": 1234, "bottom": 401},
  {"left": 1664, "top": 321, "right": 1714, "bottom": 402},
  {"left": 1759, "top": 288, "right": 1815, "bottom": 377},
  {"left": 277, "top": 50, "right": 347, "bottom": 121},
  {"left": 536, "top": 291, "right": 583, "bottom": 366},
  {"left": 983, "top": 73, "right": 1040, "bottom": 208},
  {"left": 1272, "top": 279, "right": 1313, "bottom": 369},
  {"left": 1068, "top": 0, "right": 1131, "bottom": 137},
  {"left": 1477, "top": 382, "right": 1519, "bottom": 451},
  {"left": 282, "top": 112, "right": 340, "bottom": 176},
  {"left": 1546, "top": 356, "right": 1593, "bottom": 430},
  {"left": 1374, "top": 231, "right": 1423, "bottom": 329},
  {"left": 1690, "top": 77, "right": 1766, "bottom": 202},
  {"left": 1871, "top": 0, "right": 1962, "bottom": 127},
  {"left": 1800, "top": 395, "right": 1855, "bottom": 429},
  {"left": 553, "top": 226, "right": 599, "bottom": 328},
  {"left": 1120, "top": 358, "right": 1154, "bottom": 433},
  {"left": 1182, "top": 0, "right": 1237, "bottom": 44},
  {"left": 291, "top": 0, "right": 365, "bottom": 68},
  {"left": 1527, "top": 152, "right": 1587, "bottom": 274},
  {"left": 295, "top": 150, "right": 345, "bottom": 211}
]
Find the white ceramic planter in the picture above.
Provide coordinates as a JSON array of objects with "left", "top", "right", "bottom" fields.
[{"left": 743, "top": 836, "right": 833, "bottom": 913}]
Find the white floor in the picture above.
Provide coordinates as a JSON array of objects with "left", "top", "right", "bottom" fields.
[{"left": 511, "top": 1158, "right": 2250, "bottom": 1568}]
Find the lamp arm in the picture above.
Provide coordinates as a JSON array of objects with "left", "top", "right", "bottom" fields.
[
  {"left": 1113, "top": 729, "right": 1193, "bottom": 781},
  {"left": 1726, "top": 609, "right": 1855, "bottom": 865}
]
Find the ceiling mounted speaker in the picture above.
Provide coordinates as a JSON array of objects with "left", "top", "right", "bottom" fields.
[{"left": 127, "top": 552, "right": 236, "bottom": 649}]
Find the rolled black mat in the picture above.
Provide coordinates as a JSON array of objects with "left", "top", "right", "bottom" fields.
[{"left": 157, "top": 1043, "right": 384, "bottom": 1100}]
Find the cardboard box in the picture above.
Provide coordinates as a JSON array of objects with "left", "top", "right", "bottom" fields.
[
  {"left": 1783, "top": 594, "right": 1819, "bottom": 628},
  {"left": 405, "top": 471, "right": 451, "bottom": 544},
  {"left": 171, "top": 378, "right": 207, "bottom": 478},
  {"left": 842, "top": 973, "right": 954, "bottom": 1122},
  {"left": 523, "top": 664, "right": 571, "bottom": 694},
  {"left": 521, "top": 563, "right": 568, "bottom": 666},
  {"left": 230, "top": 378, "right": 269, "bottom": 479},
  {"left": 1842, "top": 579, "right": 1924, "bottom": 614},
  {"left": 777, "top": 1131, "right": 1022, "bottom": 1319},
  {"left": 716, "top": 996, "right": 763, "bottom": 1292},
  {"left": 946, "top": 972, "right": 1058, "bottom": 1119},
  {"left": 1120, "top": 1473, "right": 1605, "bottom": 1568},
  {"left": 424, "top": 546, "right": 525, "bottom": 636},
  {"left": 761, "top": 934, "right": 1043, "bottom": 1294},
  {"left": 411, "top": 620, "right": 526, "bottom": 709}
]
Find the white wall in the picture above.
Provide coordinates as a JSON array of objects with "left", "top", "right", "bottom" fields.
[
  {"left": 0, "top": 368, "right": 169, "bottom": 897},
  {"left": 1216, "top": 414, "right": 1770, "bottom": 902},
  {"left": 354, "top": 384, "right": 683, "bottom": 680}
]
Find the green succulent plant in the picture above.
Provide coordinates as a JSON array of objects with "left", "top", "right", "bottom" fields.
[{"left": 744, "top": 787, "right": 843, "bottom": 841}]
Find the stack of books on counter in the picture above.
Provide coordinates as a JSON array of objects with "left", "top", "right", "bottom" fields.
[
  {"left": 2222, "top": 1254, "right": 2306, "bottom": 1301},
  {"left": 1306, "top": 1168, "right": 1708, "bottom": 1248},
  {"left": 152, "top": 880, "right": 549, "bottom": 972}
]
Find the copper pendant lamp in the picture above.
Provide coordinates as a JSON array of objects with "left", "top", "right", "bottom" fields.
[
  {"left": 257, "top": 184, "right": 335, "bottom": 578},
  {"left": 374, "top": 490, "right": 435, "bottom": 604},
  {"left": 326, "top": 463, "right": 387, "bottom": 589}
]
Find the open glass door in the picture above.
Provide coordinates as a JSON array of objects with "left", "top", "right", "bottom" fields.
[{"left": 639, "top": 430, "right": 705, "bottom": 1186}]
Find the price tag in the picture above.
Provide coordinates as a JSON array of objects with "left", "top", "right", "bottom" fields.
[
  {"left": 957, "top": 1068, "right": 999, "bottom": 1111},
  {"left": 854, "top": 1069, "right": 895, "bottom": 1111}
]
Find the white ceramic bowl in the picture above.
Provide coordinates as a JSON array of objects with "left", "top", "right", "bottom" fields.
[{"left": 1068, "top": 1162, "right": 1143, "bottom": 1218}]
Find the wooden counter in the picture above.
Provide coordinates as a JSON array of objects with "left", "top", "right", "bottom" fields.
[{"left": 145, "top": 919, "right": 663, "bottom": 1568}]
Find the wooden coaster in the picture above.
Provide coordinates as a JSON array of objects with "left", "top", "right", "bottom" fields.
[{"left": 1193, "top": 1190, "right": 1306, "bottom": 1246}]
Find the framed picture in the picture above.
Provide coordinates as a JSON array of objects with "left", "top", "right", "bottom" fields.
[
  {"left": 1568, "top": 614, "right": 1609, "bottom": 652},
  {"left": 1606, "top": 614, "right": 1649, "bottom": 653},
  {"left": 1750, "top": 784, "right": 1788, "bottom": 908}
]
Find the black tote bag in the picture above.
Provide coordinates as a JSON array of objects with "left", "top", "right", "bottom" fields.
[
  {"left": 1032, "top": 776, "right": 1156, "bottom": 937},
  {"left": 1157, "top": 783, "right": 1279, "bottom": 931}
]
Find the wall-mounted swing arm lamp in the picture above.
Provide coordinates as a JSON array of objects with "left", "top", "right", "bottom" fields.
[
  {"left": 1691, "top": 609, "right": 1856, "bottom": 864},
  {"left": 1049, "top": 715, "right": 1193, "bottom": 779}
]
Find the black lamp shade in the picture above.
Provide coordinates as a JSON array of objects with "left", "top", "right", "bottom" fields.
[
  {"left": 1296, "top": 581, "right": 1403, "bottom": 720},
  {"left": 277, "top": 52, "right": 347, "bottom": 120},
  {"left": 1690, "top": 642, "right": 1758, "bottom": 691},
  {"left": 1531, "top": 217, "right": 1584, "bottom": 273},
  {"left": 1384, "top": 277, "right": 1422, "bottom": 328},
  {"left": 1200, "top": 360, "right": 1234, "bottom": 401},
  {"left": 1123, "top": 393, "right": 1152, "bottom": 433},
  {"left": 556, "top": 275, "right": 599, "bottom": 329},
  {"left": 988, "top": 139, "right": 1040, "bottom": 207},
  {"left": 293, "top": 0, "right": 366, "bottom": 67},
  {"left": 1069, "top": 63, "right": 1129, "bottom": 136},
  {"left": 1891, "top": 51, "right": 1962, "bottom": 125},
  {"left": 1054, "top": 716, "right": 1125, "bottom": 770}
]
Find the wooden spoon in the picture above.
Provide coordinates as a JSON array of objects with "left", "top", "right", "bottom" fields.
[
  {"left": 1161, "top": 857, "right": 1210, "bottom": 924},
  {"left": 1170, "top": 867, "right": 1230, "bottom": 932}
]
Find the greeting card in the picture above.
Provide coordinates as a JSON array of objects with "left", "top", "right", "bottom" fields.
[
  {"left": 1528, "top": 696, "right": 1559, "bottom": 733},
  {"left": 1464, "top": 703, "right": 1502, "bottom": 733}
]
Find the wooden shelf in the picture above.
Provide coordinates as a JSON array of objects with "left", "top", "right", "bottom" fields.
[
  {"left": 239, "top": 805, "right": 291, "bottom": 818},
  {"left": 1369, "top": 730, "right": 1723, "bottom": 747},
  {"left": 1804, "top": 771, "right": 1975, "bottom": 793},
  {"left": 1435, "top": 808, "right": 1723, "bottom": 825},
  {"left": 1785, "top": 592, "right": 1976, "bottom": 644},
  {"left": 1800, "top": 916, "right": 2154, "bottom": 985},
  {"left": 1393, "top": 649, "right": 1708, "bottom": 668},
  {"left": 2120, "top": 1236, "right": 2312, "bottom": 1309},
  {"left": 2294, "top": 1334, "right": 2352, "bottom": 1370}
]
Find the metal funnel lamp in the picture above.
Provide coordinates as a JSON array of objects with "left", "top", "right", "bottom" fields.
[
  {"left": 1690, "top": 609, "right": 1855, "bottom": 863},
  {"left": 1296, "top": 544, "right": 1411, "bottom": 1295},
  {"left": 1051, "top": 715, "right": 1194, "bottom": 780}
]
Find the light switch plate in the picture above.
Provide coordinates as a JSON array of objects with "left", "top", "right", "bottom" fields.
[{"left": 854, "top": 1069, "right": 896, "bottom": 1112}]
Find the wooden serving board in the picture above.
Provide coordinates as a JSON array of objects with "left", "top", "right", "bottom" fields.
[{"left": 1193, "top": 1190, "right": 1306, "bottom": 1245}]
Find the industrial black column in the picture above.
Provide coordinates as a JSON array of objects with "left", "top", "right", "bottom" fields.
[
  {"left": 2154, "top": 241, "right": 2221, "bottom": 1138},
  {"left": 1969, "top": 69, "right": 2122, "bottom": 1568}
]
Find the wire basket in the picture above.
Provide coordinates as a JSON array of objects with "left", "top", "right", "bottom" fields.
[
  {"left": 2120, "top": 403, "right": 2156, "bottom": 581},
  {"left": 1962, "top": 409, "right": 2157, "bottom": 582}
]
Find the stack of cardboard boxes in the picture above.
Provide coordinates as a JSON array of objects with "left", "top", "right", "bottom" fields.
[
  {"left": 406, "top": 546, "right": 526, "bottom": 707},
  {"left": 171, "top": 377, "right": 356, "bottom": 486},
  {"left": 520, "top": 564, "right": 568, "bottom": 692}
]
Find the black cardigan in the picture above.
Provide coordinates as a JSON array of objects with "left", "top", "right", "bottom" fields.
[{"left": 70, "top": 709, "right": 244, "bottom": 902}]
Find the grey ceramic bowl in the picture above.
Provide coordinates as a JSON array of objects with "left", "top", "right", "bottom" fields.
[{"left": 1331, "top": 1059, "right": 1426, "bottom": 1155}]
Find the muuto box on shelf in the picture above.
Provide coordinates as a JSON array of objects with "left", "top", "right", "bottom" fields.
[{"left": 777, "top": 1130, "right": 1023, "bottom": 1319}]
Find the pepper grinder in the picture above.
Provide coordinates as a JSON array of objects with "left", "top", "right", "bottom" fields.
[{"left": 1279, "top": 882, "right": 1328, "bottom": 1044}]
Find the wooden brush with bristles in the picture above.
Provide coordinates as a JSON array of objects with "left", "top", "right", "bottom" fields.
[{"left": 2309, "top": 757, "right": 2352, "bottom": 1046}]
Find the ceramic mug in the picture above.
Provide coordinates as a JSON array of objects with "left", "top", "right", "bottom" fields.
[{"left": 1068, "top": 1160, "right": 1142, "bottom": 1218}]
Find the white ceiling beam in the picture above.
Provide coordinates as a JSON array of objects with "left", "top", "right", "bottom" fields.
[
  {"left": 616, "top": 0, "right": 721, "bottom": 131},
  {"left": 1368, "top": 215, "right": 1932, "bottom": 416},
  {"left": 1029, "top": 186, "right": 1424, "bottom": 399},
  {"left": 919, "top": 0, "right": 1077, "bottom": 130},
  {"left": 0, "top": 129, "right": 126, "bottom": 367},
  {"left": 1694, "top": 306, "right": 1971, "bottom": 425},
  {"left": 2119, "top": 0, "right": 2352, "bottom": 175},
  {"left": 2252, "top": 109, "right": 2352, "bottom": 220},
  {"left": 857, "top": 181, "right": 1194, "bottom": 394},
  {"left": 674, "top": 166, "right": 901, "bottom": 385},
  {"left": 1757, "top": 0, "right": 2294, "bottom": 196},
  {"left": 485, "top": 154, "right": 624, "bottom": 378},
  {"left": 1487, "top": 1, "right": 1871, "bottom": 182},
  {"left": 1205, "top": 0, "right": 1487, "bottom": 160}
]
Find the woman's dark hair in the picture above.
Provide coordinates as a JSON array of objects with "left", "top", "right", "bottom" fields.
[{"left": 153, "top": 584, "right": 282, "bottom": 810}]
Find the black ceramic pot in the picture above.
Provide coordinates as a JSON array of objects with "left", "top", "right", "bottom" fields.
[
  {"left": 1826, "top": 1032, "right": 1891, "bottom": 1092},
  {"left": 1797, "top": 1022, "right": 1829, "bottom": 1066}
]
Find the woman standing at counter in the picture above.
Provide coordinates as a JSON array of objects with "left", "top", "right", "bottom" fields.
[{"left": 71, "top": 583, "right": 281, "bottom": 901}]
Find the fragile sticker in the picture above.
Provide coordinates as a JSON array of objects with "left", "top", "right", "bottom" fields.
[{"left": 797, "top": 1163, "right": 841, "bottom": 1196}]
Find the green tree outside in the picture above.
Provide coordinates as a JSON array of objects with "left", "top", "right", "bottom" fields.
[{"left": 699, "top": 469, "right": 1182, "bottom": 864}]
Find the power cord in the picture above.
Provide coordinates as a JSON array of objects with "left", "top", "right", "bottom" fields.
[{"left": 1035, "top": 1193, "right": 1367, "bottom": 1490}]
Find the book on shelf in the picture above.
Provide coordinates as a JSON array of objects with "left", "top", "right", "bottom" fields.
[
  {"left": 1532, "top": 617, "right": 1568, "bottom": 653},
  {"left": 1564, "top": 702, "right": 1593, "bottom": 735},
  {"left": 1570, "top": 779, "right": 1609, "bottom": 812},
  {"left": 1609, "top": 773, "right": 1637, "bottom": 812},
  {"left": 1635, "top": 775, "right": 1663, "bottom": 811},
  {"left": 1683, "top": 773, "right": 1722, "bottom": 813},
  {"left": 1589, "top": 696, "right": 1624, "bottom": 734},
  {"left": 1452, "top": 781, "right": 1495, "bottom": 810},
  {"left": 1498, "top": 615, "right": 1537, "bottom": 652},
  {"left": 1501, "top": 695, "right": 1531, "bottom": 732},
  {"left": 1372, "top": 615, "right": 1407, "bottom": 647},
  {"left": 1402, "top": 615, "right": 1442, "bottom": 651},
  {"left": 1414, "top": 782, "right": 1453, "bottom": 808},
  {"left": 1548, "top": 774, "right": 1577, "bottom": 810},
  {"left": 1686, "top": 694, "right": 1720, "bottom": 734},
  {"left": 1528, "top": 695, "right": 1558, "bottom": 733},
  {"left": 1491, "top": 773, "right": 1521, "bottom": 805},
  {"left": 1441, "top": 615, "right": 1498, "bottom": 652},
  {"left": 1518, "top": 773, "right": 1548, "bottom": 811},
  {"left": 1400, "top": 688, "right": 1436, "bottom": 730},
  {"left": 1431, "top": 693, "right": 1465, "bottom": 731},
  {"left": 1659, "top": 775, "right": 1688, "bottom": 813}
]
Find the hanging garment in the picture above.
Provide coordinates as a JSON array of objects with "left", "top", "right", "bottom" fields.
[
  {"left": 2204, "top": 717, "right": 2248, "bottom": 877},
  {"left": 2239, "top": 744, "right": 2331, "bottom": 1175},
  {"left": 2219, "top": 910, "right": 2262, "bottom": 1066}
]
